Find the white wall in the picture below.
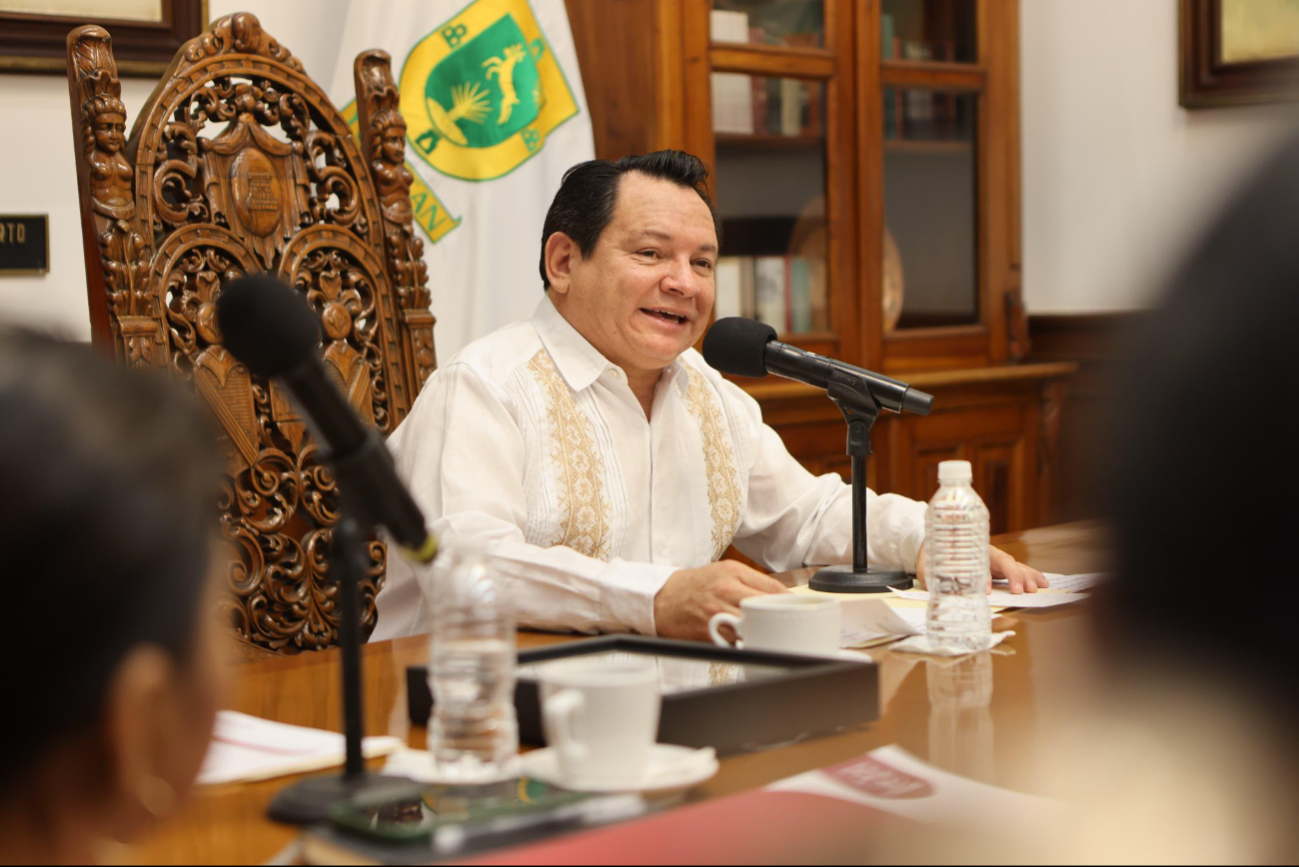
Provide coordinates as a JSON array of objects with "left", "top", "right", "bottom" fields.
[
  {"left": 1020, "top": 0, "right": 1294, "bottom": 313},
  {"left": 0, "top": 0, "right": 345, "bottom": 339}
]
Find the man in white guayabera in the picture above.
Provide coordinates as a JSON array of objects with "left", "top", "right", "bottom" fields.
[{"left": 372, "top": 150, "right": 1047, "bottom": 642}]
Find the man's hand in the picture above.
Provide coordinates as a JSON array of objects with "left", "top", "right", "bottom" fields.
[
  {"left": 915, "top": 545, "right": 1049, "bottom": 594},
  {"left": 654, "top": 560, "right": 789, "bottom": 641}
]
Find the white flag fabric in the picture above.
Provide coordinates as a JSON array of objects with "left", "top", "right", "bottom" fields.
[{"left": 329, "top": 0, "right": 595, "bottom": 364}]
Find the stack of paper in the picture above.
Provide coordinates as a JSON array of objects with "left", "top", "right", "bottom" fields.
[
  {"left": 890, "top": 587, "right": 1088, "bottom": 610},
  {"left": 803, "top": 572, "right": 1107, "bottom": 648},
  {"left": 197, "top": 711, "right": 403, "bottom": 786},
  {"left": 839, "top": 598, "right": 924, "bottom": 647}
]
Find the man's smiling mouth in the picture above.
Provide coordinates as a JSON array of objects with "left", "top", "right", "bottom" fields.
[{"left": 641, "top": 308, "right": 688, "bottom": 325}]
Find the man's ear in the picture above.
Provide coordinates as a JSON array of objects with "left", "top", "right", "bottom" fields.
[{"left": 544, "top": 232, "right": 579, "bottom": 295}]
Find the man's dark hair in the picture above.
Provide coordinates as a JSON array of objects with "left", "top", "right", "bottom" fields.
[
  {"left": 0, "top": 329, "right": 220, "bottom": 789},
  {"left": 538, "top": 150, "right": 720, "bottom": 290}
]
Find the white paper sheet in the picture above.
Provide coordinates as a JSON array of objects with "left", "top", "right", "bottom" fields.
[
  {"left": 993, "top": 571, "right": 1106, "bottom": 592},
  {"left": 840, "top": 598, "right": 924, "bottom": 646},
  {"left": 889, "top": 587, "right": 1089, "bottom": 609},
  {"left": 198, "top": 711, "right": 403, "bottom": 786}
]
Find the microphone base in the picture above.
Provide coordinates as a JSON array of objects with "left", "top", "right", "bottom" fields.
[
  {"left": 809, "top": 564, "right": 914, "bottom": 594},
  {"left": 267, "top": 771, "right": 423, "bottom": 825}
]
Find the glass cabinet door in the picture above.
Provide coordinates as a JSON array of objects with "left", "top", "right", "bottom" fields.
[
  {"left": 710, "top": 73, "right": 829, "bottom": 336},
  {"left": 882, "top": 87, "right": 977, "bottom": 330},
  {"left": 878, "top": 0, "right": 982, "bottom": 339}
]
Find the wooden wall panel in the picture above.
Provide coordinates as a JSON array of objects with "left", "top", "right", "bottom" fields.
[
  {"left": 565, "top": 0, "right": 663, "bottom": 159},
  {"left": 1027, "top": 313, "right": 1133, "bottom": 521}
]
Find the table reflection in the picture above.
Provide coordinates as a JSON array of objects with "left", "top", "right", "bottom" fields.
[
  {"left": 926, "top": 653, "right": 994, "bottom": 781},
  {"left": 517, "top": 651, "right": 792, "bottom": 695}
]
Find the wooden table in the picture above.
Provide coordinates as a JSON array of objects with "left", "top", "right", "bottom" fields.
[{"left": 125, "top": 521, "right": 1107, "bottom": 864}]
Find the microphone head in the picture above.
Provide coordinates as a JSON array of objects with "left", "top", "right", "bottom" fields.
[
  {"left": 215, "top": 274, "right": 321, "bottom": 378},
  {"left": 702, "top": 317, "right": 776, "bottom": 378}
]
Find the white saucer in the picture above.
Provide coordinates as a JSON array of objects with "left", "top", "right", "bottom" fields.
[{"left": 520, "top": 744, "right": 719, "bottom": 793}]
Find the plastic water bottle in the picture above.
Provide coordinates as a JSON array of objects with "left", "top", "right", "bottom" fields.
[
  {"left": 924, "top": 460, "right": 991, "bottom": 652},
  {"left": 428, "top": 544, "right": 520, "bottom": 782}
]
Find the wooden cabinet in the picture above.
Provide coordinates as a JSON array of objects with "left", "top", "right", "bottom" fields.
[{"left": 566, "top": 0, "right": 1074, "bottom": 531}]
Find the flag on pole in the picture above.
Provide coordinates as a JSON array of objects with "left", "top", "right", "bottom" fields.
[{"left": 330, "top": 0, "right": 595, "bottom": 364}]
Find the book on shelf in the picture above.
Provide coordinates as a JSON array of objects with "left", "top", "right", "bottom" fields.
[
  {"left": 716, "top": 255, "right": 817, "bottom": 333},
  {"left": 882, "top": 13, "right": 897, "bottom": 140},
  {"left": 714, "top": 256, "right": 744, "bottom": 321},
  {"left": 804, "top": 80, "right": 823, "bottom": 136},
  {"left": 807, "top": 256, "right": 828, "bottom": 331},
  {"left": 709, "top": 8, "right": 749, "bottom": 44},
  {"left": 753, "top": 255, "right": 788, "bottom": 333},
  {"left": 901, "top": 42, "right": 934, "bottom": 139},
  {"left": 711, "top": 72, "right": 754, "bottom": 135},
  {"left": 779, "top": 78, "right": 804, "bottom": 137},
  {"left": 939, "top": 42, "right": 958, "bottom": 136},
  {"left": 740, "top": 257, "right": 756, "bottom": 319},
  {"left": 789, "top": 257, "right": 812, "bottom": 333},
  {"left": 752, "top": 76, "right": 769, "bottom": 136}
]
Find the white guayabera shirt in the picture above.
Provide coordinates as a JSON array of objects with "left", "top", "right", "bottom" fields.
[{"left": 372, "top": 297, "right": 927, "bottom": 640}]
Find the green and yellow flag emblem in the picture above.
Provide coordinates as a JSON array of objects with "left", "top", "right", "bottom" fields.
[{"left": 400, "top": 0, "right": 580, "bottom": 181}]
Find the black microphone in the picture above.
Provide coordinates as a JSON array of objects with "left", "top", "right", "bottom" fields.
[
  {"left": 702, "top": 317, "right": 934, "bottom": 416},
  {"left": 216, "top": 274, "right": 437, "bottom": 563}
]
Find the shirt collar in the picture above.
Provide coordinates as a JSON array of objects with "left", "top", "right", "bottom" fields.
[{"left": 531, "top": 295, "right": 690, "bottom": 396}]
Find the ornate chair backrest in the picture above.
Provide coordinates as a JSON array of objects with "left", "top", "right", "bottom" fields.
[{"left": 65, "top": 13, "right": 436, "bottom": 652}]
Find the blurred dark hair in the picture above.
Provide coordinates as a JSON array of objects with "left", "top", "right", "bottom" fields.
[
  {"left": 0, "top": 330, "right": 220, "bottom": 789},
  {"left": 538, "top": 150, "right": 720, "bottom": 290},
  {"left": 1097, "top": 127, "right": 1299, "bottom": 722}
]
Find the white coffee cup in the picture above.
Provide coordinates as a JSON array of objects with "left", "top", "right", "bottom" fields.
[
  {"left": 708, "top": 595, "right": 841, "bottom": 656},
  {"left": 539, "top": 657, "right": 661, "bottom": 786}
]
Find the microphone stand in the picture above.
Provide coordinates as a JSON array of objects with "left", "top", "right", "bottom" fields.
[
  {"left": 267, "top": 450, "right": 422, "bottom": 824},
  {"left": 809, "top": 370, "right": 915, "bottom": 593}
]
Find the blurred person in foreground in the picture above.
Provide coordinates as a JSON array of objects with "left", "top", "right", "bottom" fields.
[
  {"left": 0, "top": 330, "right": 225, "bottom": 865},
  {"left": 863, "top": 126, "right": 1299, "bottom": 866},
  {"left": 1078, "top": 123, "right": 1299, "bottom": 861}
]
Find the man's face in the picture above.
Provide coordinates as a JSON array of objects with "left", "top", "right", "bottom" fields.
[{"left": 551, "top": 172, "right": 717, "bottom": 377}]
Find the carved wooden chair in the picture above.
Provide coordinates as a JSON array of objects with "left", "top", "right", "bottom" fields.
[{"left": 64, "top": 13, "right": 436, "bottom": 652}]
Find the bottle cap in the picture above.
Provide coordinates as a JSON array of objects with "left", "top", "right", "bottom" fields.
[{"left": 937, "top": 460, "right": 972, "bottom": 483}]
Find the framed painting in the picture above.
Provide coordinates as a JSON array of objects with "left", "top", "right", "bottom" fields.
[
  {"left": 0, "top": 0, "right": 206, "bottom": 75},
  {"left": 1180, "top": 0, "right": 1299, "bottom": 107}
]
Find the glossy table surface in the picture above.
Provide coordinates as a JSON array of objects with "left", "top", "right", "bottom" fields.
[{"left": 125, "top": 521, "right": 1108, "bottom": 864}]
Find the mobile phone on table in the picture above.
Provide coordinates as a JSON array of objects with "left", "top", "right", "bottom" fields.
[{"left": 328, "top": 777, "right": 599, "bottom": 843}]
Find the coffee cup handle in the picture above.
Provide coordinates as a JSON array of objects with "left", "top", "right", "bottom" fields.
[
  {"left": 708, "top": 612, "right": 743, "bottom": 649},
  {"left": 543, "top": 688, "right": 587, "bottom": 764}
]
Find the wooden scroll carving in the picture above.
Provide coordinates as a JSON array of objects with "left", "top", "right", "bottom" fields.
[
  {"left": 65, "top": 14, "right": 435, "bottom": 652},
  {"left": 354, "top": 50, "right": 437, "bottom": 392}
]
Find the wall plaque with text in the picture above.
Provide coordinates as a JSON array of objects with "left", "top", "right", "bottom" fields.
[{"left": 0, "top": 215, "right": 49, "bottom": 275}]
